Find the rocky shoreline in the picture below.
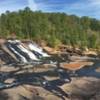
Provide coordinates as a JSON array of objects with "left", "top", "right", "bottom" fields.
[
  {"left": 0, "top": 55, "right": 99, "bottom": 100},
  {"left": 0, "top": 39, "right": 100, "bottom": 100}
]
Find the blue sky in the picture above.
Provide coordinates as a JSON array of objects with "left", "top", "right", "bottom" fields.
[{"left": 0, "top": 0, "right": 100, "bottom": 19}]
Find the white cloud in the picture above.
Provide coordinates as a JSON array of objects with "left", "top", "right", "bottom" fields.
[
  {"left": 88, "top": 0, "right": 100, "bottom": 18},
  {"left": 0, "top": 0, "right": 27, "bottom": 14},
  {"left": 27, "top": 0, "right": 38, "bottom": 11},
  {"left": 63, "top": 0, "right": 100, "bottom": 19},
  {"left": 0, "top": 0, "right": 100, "bottom": 19},
  {"left": 89, "top": 0, "right": 100, "bottom": 5}
]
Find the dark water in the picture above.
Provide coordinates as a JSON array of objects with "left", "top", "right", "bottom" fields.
[
  {"left": 0, "top": 54, "right": 100, "bottom": 100},
  {"left": 76, "top": 59, "right": 100, "bottom": 78}
]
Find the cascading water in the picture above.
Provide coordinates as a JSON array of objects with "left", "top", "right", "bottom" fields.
[
  {"left": 28, "top": 43, "right": 50, "bottom": 58},
  {"left": 17, "top": 44, "right": 38, "bottom": 61},
  {"left": 8, "top": 44, "right": 27, "bottom": 63}
]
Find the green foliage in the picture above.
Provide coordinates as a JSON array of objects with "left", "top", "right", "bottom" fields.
[
  {"left": 47, "top": 36, "right": 61, "bottom": 48},
  {"left": 0, "top": 7, "right": 100, "bottom": 49}
]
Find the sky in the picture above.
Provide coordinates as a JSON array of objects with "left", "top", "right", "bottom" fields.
[{"left": 0, "top": 0, "right": 100, "bottom": 19}]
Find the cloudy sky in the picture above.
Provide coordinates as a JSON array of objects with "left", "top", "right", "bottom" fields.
[{"left": 0, "top": 0, "right": 100, "bottom": 19}]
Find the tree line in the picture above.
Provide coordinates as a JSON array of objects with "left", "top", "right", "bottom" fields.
[{"left": 0, "top": 7, "right": 100, "bottom": 49}]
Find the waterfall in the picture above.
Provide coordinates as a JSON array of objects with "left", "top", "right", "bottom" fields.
[
  {"left": 17, "top": 44, "right": 38, "bottom": 61},
  {"left": 28, "top": 43, "right": 50, "bottom": 58},
  {"left": 8, "top": 44, "right": 27, "bottom": 63}
]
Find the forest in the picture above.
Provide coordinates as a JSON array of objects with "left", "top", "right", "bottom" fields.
[{"left": 0, "top": 7, "right": 100, "bottom": 49}]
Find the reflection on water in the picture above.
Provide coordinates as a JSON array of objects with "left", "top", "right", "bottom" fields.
[
  {"left": 77, "top": 60, "right": 100, "bottom": 78},
  {"left": 0, "top": 59, "right": 99, "bottom": 100}
]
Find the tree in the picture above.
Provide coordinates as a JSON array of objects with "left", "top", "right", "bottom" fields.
[{"left": 0, "top": 7, "right": 100, "bottom": 49}]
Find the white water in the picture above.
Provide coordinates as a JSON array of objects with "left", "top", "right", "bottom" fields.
[
  {"left": 8, "top": 40, "right": 21, "bottom": 44},
  {"left": 9, "top": 45, "right": 27, "bottom": 63},
  {"left": 17, "top": 44, "right": 39, "bottom": 61},
  {"left": 28, "top": 43, "right": 50, "bottom": 57}
]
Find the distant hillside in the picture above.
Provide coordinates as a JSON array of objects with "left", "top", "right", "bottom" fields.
[{"left": 0, "top": 7, "right": 100, "bottom": 49}]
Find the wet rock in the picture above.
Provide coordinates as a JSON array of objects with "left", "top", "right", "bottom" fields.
[{"left": 61, "top": 77, "right": 100, "bottom": 100}]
